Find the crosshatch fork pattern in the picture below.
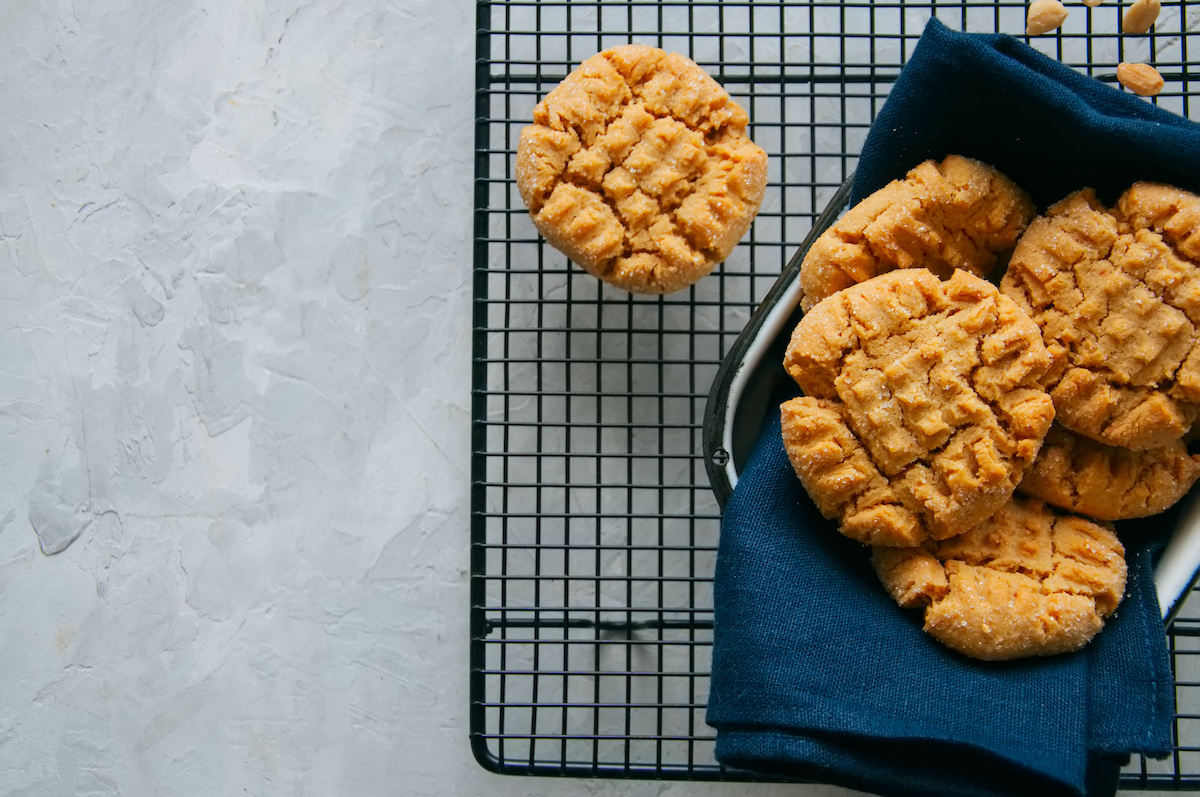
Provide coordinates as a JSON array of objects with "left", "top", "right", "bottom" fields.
[{"left": 470, "top": 0, "right": 1200, "bottom": 786}]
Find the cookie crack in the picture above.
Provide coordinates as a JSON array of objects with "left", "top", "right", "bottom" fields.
[
  {"left": 1060, "top": 239, "right": 1194, "bottom": 393},
  {"left": 621, "top": 71, "right": 745, "bottom": 142},
  {"left": 905, "top": 315, "right": 1021, "bottom": 503},
  {"left": 845, "top": 305, "right": 1020, "bottom": 512}
]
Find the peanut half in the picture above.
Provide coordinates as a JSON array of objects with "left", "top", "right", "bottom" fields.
[
  {"left": 1122, "top": 0, "right": 1161, "bottom": 34},
  {"left": 1027, "top": 0, "right": 1069, "bottom": 34},
  {"left": 1117, "top": 62, "right": 1165, "bottom": 96},
  {"left": 1082, "top": 0, "right": 1103, "bottom": 6}
]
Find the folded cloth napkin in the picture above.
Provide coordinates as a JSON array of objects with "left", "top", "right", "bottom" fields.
[
  {"left": 707, "top": 393, "right": 1176, "bottom": 797},
  {"left": 852, "top": 17, "right": 1200, "bottom": 207},
  {"left": 707, "top": 17, "right": 1193, "bottom": 797}
]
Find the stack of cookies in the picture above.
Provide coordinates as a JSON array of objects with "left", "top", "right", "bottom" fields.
[{"left": 781, "top": 156, "right": 1200, "bottom": 660}]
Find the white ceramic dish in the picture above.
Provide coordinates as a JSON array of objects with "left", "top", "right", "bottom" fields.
[{"left": 702, "top": 174, "right": 1200, "bottom": 624}]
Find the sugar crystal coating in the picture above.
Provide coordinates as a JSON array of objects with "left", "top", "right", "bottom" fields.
[{"left": 873, "top": 498, "right": 1126, "bottom": 661}]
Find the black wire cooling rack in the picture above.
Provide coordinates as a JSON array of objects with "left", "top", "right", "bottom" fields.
[{"left": 470, "top": 0, "right": 1200, "bottom": 787}]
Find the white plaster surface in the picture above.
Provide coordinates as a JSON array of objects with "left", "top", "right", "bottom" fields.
[
  {"left": 0, "top": 1, "right": 858, "bottom": 794},
  {"left": 0, "top": 1, "right": 1174, "bottom": 795}
]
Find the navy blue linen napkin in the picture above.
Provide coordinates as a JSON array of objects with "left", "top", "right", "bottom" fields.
[
  {"left": 707, "top": 396, "right": 1175, "bottom": 797},
  {"left": 852, "top": 18, "right": 1200, "bottom": 207},
  {"left": 708, "top": 18, "right": 1192, "bottom": 795}
]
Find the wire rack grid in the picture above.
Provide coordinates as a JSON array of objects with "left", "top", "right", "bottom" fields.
[{"left": 470, "top": 0, "right": 1200, "bottom": 787}]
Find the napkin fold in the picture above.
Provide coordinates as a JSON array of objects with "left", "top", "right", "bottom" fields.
[
  {"left": 708, "top": 395, "right": 1175, "bottom": 797},
  {"left": 852, "top": 18, "right": 1200, "bottom": 207},
  {"left": 708, "top": 17, "right": 1191, "bottom": 796}
]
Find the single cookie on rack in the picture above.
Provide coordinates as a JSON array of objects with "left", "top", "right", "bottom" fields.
[
  {"left": 797, "top": 155, "right": 1034, "bottom": 312},
  {"left": 515, "top": 44, "right": 768, "bottom": 294},
  {"left": 873, "top": 497, "right": 1126, "bottom": 661},
  {"left": 1001, "top": 183, "right": 1200, "bottom": 450},
  {"left": 780, "top": 269, "right": 1056, "bottom": 547},
  {"left": 1016, "top": 423, "right": 1200, "bottom": 520}
]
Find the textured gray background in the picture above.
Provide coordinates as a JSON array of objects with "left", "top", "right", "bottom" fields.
[{"left": 0, "top": 0, "right": 853, "bottom": 794}]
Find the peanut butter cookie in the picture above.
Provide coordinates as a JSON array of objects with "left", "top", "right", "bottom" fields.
[
  {"left": 798, "top": 155, "right": 1034, "bottom": 312},
  {"left": 873, "top": 498, "right": 1127, "bottom": 661},
  {"left": 781, "top": 269, "right": 1056, "bottom": 547},
  {"left": 1017, "top": 423, "right": 1200, "bottom": 520},
  {"left": 515, "top": 44, "right": 768, "bottom": 294},
  {"left": 1001, "top": 184, "right": 1200, "bottom": 450}
]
